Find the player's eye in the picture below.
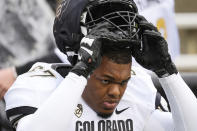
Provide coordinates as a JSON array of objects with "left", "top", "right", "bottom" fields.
[{"left": 101, "top": 79, "right": 111, "bottom": 85}]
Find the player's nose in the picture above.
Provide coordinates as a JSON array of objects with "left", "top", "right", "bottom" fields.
[{"left": 107, "top": 84, "right": 121, "bottom": 99}]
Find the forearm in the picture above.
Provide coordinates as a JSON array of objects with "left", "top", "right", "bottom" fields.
[
  {"left": 159, "top": 73, "right": 197, "bottom": 131},
  {"left": 16, "top": 72, "right": 87, "bottom": 131}
]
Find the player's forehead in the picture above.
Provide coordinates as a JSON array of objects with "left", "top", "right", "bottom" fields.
[{"left": 94, "top": 56, "right": 131, "bottom": 79}]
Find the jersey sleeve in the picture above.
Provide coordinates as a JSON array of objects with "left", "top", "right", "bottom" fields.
[
  {"left": 144, "top": 73, "right": 197, "bottom": 131},
  {"left": 4, "top": 62, "right": 64, "bottom": 128},
  {"left": 144, "top": 110, "right": 174, "bottom": 131},
  {"left": 158, "top": 73, "right": 197, "bottom": 131}
]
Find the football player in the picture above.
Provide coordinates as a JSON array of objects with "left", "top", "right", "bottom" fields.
[
  {"left": 4, "top": 0, "right": 197, "bottom": 131},
  {"left": 0, "top": 0, "right": 180, "bottom": 100}
]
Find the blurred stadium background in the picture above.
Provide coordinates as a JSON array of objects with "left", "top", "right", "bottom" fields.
[
  {"left": 174, "top": 0, "right": 197, "bottom": 72},
  {"left": 173, "top": 0, "right": 197, "bottom": 97},
  {"left": 0, "top": 0, "right": 57, "bottom": 68}
]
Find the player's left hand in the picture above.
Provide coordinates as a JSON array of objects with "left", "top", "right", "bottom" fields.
[{"left": 132, "top": 15, "right": 178, "bottom": 78}]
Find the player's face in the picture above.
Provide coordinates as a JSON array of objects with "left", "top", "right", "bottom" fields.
[{"left": 82, "top": 56, "right": 131, "bottom": 117}]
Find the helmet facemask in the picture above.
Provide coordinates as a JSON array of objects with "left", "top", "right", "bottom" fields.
[{"left": 80, "top": 0, "right": 140, "bottom": 43}]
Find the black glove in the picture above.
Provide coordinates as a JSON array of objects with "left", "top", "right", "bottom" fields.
[
  {"left": 71, "top": 21, "right": 128, "bottom": 78},
  {"left": 70, "top": 35, "right": 102, "bottom": 78},
  {"left": 132, "top": 15, "right": 178, "bottom": 78}
]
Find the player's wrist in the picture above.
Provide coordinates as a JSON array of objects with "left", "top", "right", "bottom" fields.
[
  {"left": 70, "top": 61, "right": 91, "bottom": 78},
  {"left": 154, "top": 60, "right": 178, "bottom": 78}
]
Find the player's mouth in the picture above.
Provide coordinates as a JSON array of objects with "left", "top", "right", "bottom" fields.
[{"left": 103, "top": 100, "right": 118, "bottom": 110}]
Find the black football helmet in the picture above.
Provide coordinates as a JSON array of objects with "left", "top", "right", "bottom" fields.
[{"left": 53, "top": 0, "right": 140, "bottom": 64}]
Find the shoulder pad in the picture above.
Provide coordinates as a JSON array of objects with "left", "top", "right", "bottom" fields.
[
  {"left": 51, "top": 63, "right": 73, "bottom": 77},
  {"left": 27, "top": 62, "right": 73, "bottom": 78}
]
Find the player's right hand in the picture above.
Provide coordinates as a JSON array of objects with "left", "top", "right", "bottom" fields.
[
  {"left": 70, "top": 35, "right": 102, "bottom": 78},
  {"left": 71, "top": 22, "right": 117, "bottom": 78}
]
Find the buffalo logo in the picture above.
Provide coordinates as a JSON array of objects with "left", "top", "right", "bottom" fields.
[
  {"left": 55, "top": 0, "right": 68, "bottom": 19},
  {"left": 55, "top": 3, "right": 63, "bottom": 19},
  {"left": 75, "top": 104, "right": 83, "bottom": 118}
]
